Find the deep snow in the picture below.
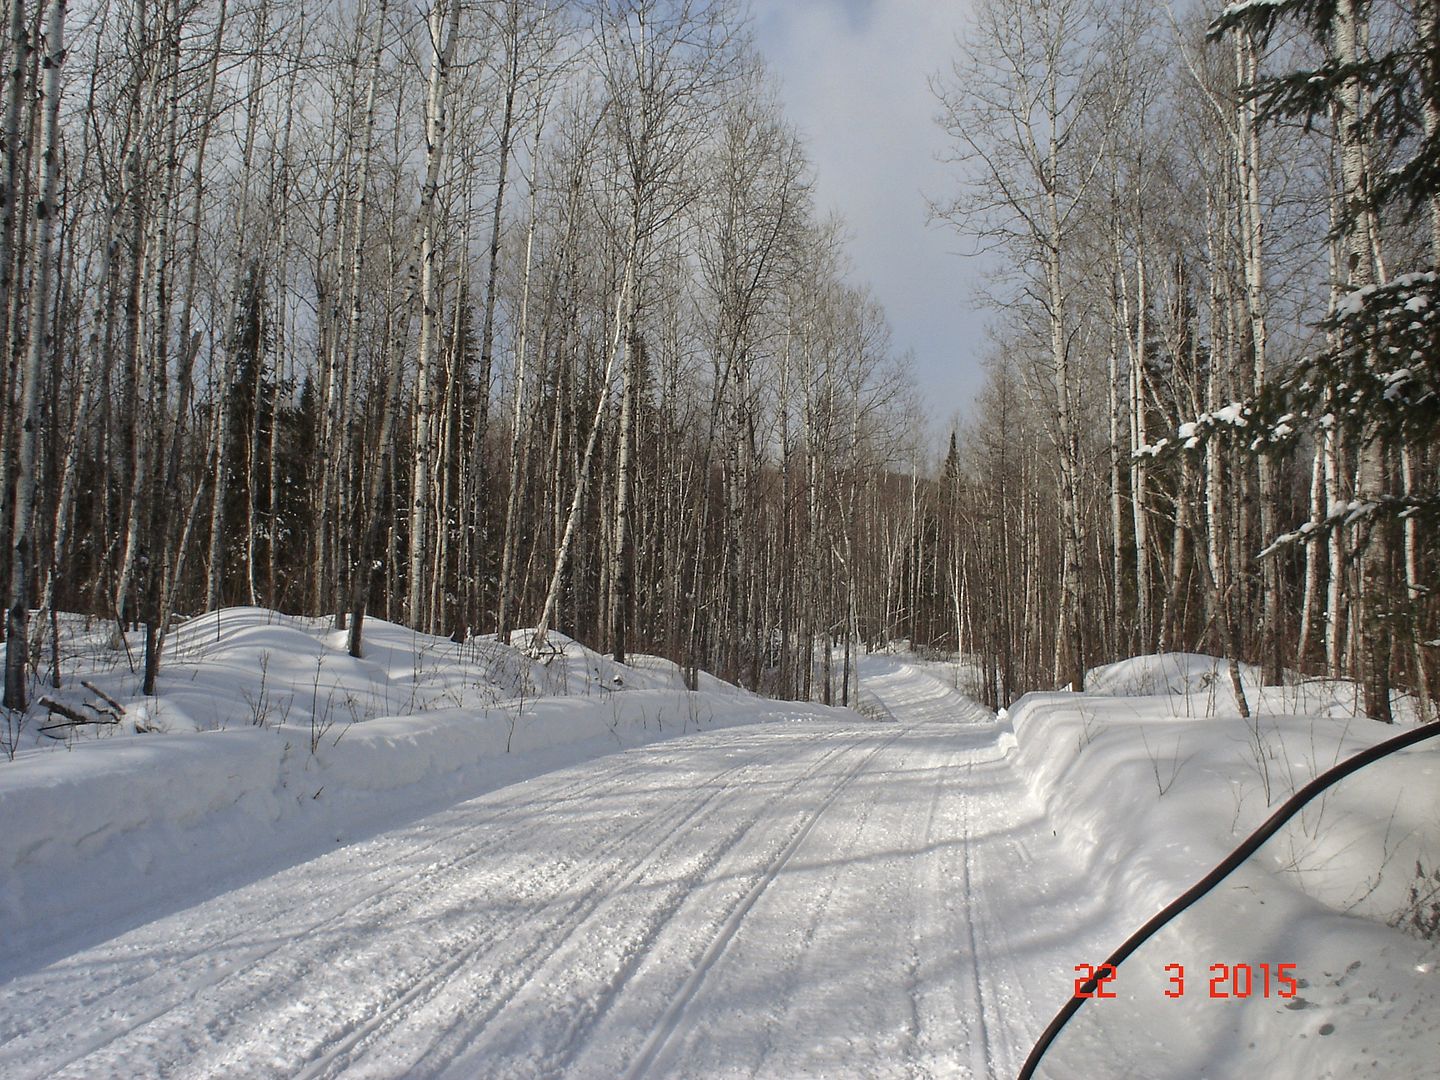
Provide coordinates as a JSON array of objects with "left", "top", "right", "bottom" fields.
[{"left": 0, "top": 610, "right": 1436, "bottom": 1077}]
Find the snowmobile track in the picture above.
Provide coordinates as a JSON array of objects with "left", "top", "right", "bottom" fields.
[
  {"left": 621, "top": 728, "right": 904, "bottom": 1079},
  {"left": 290, "top": 734, "right": 863, "bottom": 1080},
  {"left": 0, "top": 660, "right": 1107, "bottom": 1080}
]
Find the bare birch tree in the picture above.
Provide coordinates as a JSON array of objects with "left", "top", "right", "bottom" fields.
[{"left": 935, "top": 0, "right": 1127, "bottom": 691}]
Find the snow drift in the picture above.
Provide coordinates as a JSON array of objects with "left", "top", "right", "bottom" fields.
[
  {"left": 1006, "top": 654, "right": 1440, "bottom": 1078},
  {"left": 0, "top": 609, "right": 846, "bottom": 970}
]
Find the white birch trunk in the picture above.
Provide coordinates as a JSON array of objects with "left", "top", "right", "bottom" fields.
[
  {"left": 532, "top": 224, "right": 636, "bottom": 653},
  {"left": 406, "top": 0, "right": 460, "bottom": 630},
  {"left": 3, "top": 0, "right": 64, "bottom": 710},
  {"left": 1335, "top": 0, "right": 1392, "bottom": 721}
]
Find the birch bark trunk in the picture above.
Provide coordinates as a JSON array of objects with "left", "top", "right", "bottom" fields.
[
  {"left": 405, "top": 0, "right": 461, "bottom": 631},
  {"left": 3, "top": 0, "right": 64, "bottom": 710},
  {"left": 1335, "top": 0, "right": 1393, "bottom": 721},
  {"left": 349, "top": 0, "right": 459, "bottom": 657}
]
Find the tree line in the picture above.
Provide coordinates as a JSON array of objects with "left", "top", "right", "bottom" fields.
[
  {"left": 0, "top": 0, "right": 921, "bottom": 711},
  {"left": 3, "top": 0, "right": 1434, "bottom": 724},
  {"left": 921, "top": 0, "right": 1438, "bottom": 720}
]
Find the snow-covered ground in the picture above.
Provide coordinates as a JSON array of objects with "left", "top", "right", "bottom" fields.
[
  {"left": 0, "top": 610, "right": 817, "bottom": 970},
  {"left": 1, "top": 612, "right": 1436, "bottom": 1077},
  {"left": 1007, "top": 655, "right": 1439, "bottom": 1078}
]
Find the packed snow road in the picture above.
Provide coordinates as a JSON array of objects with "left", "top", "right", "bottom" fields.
[{"left": 0, "top": 660, "right": 1104, "bottom": 1079}]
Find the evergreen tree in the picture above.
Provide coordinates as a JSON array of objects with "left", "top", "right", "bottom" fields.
[{"left": 1204, "top": 0, "right": 1439, "bottom": 720}]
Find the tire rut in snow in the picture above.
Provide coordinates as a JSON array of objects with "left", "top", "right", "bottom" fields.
[
  {"left": 421, "top": 733, "right": 880, "bottom": 1080},
  {"left": 744, "top": 756, "right": 881, "bottom": 1076},
  {"left": 959, "top": 751, "right": 998, "bottom": 1079},
  {"left": 902, "top": 746, "right": 964, "bottom": 1080},
  {"left": 621, "top": 729, "right": 905, "bottom": 1080},
  {"left": 0, "top": 746, "right": 671, "bottom": 1058},
  {"left": 290, "top": 731, "right": 866, "bottom": 1080},
  {"left": 6, "top": 735, "right": 834, "bottom": 1080},
  {"left": 249, "top": 740, "right": 847, "bottom": 1079}
]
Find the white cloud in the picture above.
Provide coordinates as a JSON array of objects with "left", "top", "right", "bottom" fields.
[{"left": 750, "top": 0, "right": 991, "bottom": 432}]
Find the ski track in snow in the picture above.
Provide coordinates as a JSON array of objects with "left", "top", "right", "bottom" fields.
[{"left": 0, "top": 659, "right": 1107, "bottom": 1079}]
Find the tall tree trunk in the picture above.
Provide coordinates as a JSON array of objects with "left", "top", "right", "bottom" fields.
[
  {"left": 349, "top": 0, "right": 458, "bottom": 657},
  {"left": 497, "top": 129, "right": 546, "bottom": 642},
  {"left": 1234, "top": 28, "right": 1281, "bottom": 684},
  {"left": 1107, "top": 212, "right": 1125, "bottom": 657},
  {"left": 319, "top": 0, "right": 388, "bottom": 626},
  {"left": 1297, "top": 438, "right": 1325, "bottom": 664},
  {"left": 1335, "top": 0, "right": 1393, "bottom": 721},
  {"left": 609, "top": 300, "right": 640, "bottom": 666},
  {"left": 405, "top": 0, "right": 460, "bottom": 631},
  {"left": 1047, "top": 206, "right": 1084, "bottom": 691},
  {"left": 1399, "top": 445, "right": 1434, "bottom": 720},
  {"left": 3, "top": 0, "right": 64, "bottom": 710},
  {"left": 0, "top": 0, "right": 27, "bottom": 445},
  {"left": 470, "top": 1, "right": 523, "bottom": 630},
  {"left": 532, "top": 225, "right": 635, "bottom": 652}
]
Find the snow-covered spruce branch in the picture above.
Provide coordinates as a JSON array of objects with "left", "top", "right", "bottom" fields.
[
  {"left": 1294, "top": 274, "right": 1440, "bottom": 436},
  {"left": 1139, "top": 273, "right": 1440, "bottom": 467},
  {"left": 1260, "top": 495, "right": 1440, "bottom": 559},
  {"left": 1132, "top": 399, "right": 1266, "bottom": 461}
]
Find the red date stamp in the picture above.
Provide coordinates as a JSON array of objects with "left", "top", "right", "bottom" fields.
[{"left": 1073, "top": 963, "right": 1298, "bottom": 1000}]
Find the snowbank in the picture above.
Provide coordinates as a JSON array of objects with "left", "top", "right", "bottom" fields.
[
  {"left": 1005, "top": 659, "right": 1440, "bottom": 1078},
  {"left": 1085, "top": 651, "right": 1262, "bottom": 698},
  {"left": 0, "top": 610, "right": 846, "bottom": 971}
]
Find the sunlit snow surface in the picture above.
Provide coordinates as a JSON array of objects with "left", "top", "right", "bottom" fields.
[{"left": 0, "top": 615, "right": 1436, "bottom": 1077}]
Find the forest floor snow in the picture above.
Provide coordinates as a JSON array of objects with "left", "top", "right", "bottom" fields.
[{"left": 0, "top": 611, "right": 1436, "bottom": 1077}]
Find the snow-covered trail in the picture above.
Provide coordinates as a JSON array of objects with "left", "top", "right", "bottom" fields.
[{"left": 0, "top": 660, "right": 1108, "bottom": 1079}]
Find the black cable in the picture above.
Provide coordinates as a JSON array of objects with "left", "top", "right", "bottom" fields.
[{"left": 1018, "top": 718, "right": 1440, "bottom": 1080}]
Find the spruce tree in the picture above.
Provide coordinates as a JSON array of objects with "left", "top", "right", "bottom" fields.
[{"left": 1206, "top": 0, "right": 1440, "bottom": 720}]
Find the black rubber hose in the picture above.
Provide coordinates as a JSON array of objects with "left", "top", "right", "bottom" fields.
[{"left": 1018, "top": 718, "right": 1440, "bottom": 1080}]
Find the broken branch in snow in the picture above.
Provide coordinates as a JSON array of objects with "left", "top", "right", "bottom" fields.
[
  {"left": 81, "top": 680, "right": 125, "bottom": 715},
  {"left": 37, "top": 696, "right": 121, "bottom": 729}
]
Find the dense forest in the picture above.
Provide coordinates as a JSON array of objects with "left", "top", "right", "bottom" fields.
[
  {"left": 0, "top": 0, "right": 1435, "bottom": 722},
  {"left": 931, "top": 0, "right": 1439, "bottom": 721}
]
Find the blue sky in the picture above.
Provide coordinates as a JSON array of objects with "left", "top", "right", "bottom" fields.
[{"left": 749, "top": 0, "right": 989, "bottom": 436}]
